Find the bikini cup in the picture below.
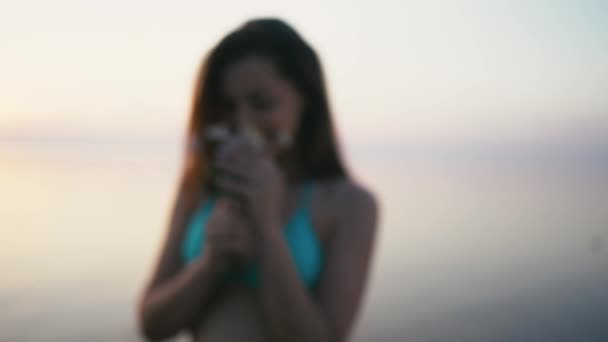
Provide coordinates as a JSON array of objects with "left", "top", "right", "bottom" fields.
[{"left": 181, "top": 181, "right": 324, "bottom": 288}]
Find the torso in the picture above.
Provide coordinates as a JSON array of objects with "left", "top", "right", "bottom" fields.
[
  {"left": 194, "top": 286, "right": 269, "bottom": 341},
  {"left": 189, "top": 177, "right": 345, "bottom": 341}
]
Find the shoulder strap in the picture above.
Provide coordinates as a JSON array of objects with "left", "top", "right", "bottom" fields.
[{"left": 301, "top": 180, "right": 314, "bottom": 212}]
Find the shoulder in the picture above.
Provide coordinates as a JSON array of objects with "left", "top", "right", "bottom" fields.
[
  {"left": 321, "top": 177, "right": 379, "bottom": 232},
  {"left": 334, "top": 178, "right": 377, "bottom": 212}
]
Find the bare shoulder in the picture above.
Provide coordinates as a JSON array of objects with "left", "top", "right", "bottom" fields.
[
  {"left": 318, "top": 178, "right": 379, "bottom": 232},
  {"left": 333, "top": 178, "right": 377, "bottom": 210}
]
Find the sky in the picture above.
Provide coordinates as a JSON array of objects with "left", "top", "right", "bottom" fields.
[{"left": 0, "top": 0, "right": 607, "bottom": 144}]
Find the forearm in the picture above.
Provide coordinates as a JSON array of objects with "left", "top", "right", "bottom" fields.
[
  {"left": 257, "top": 229, "right": 334, "bottom": 342},
  {"left": 139, "top": 248, "right": 226, "bottom": 341}
]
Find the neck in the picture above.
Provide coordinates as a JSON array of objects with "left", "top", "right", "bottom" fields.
[{"left": 276, "top": 148, "right": 304, "bottom": 186}]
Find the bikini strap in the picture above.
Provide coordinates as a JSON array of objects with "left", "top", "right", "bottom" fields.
[{"left": 301, "top": 180, "right": 314, "bottom": 213}]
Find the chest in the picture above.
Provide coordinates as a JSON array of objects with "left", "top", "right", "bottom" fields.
[{"left": 294, "top": 181, "right": 335, "bottom": 247}]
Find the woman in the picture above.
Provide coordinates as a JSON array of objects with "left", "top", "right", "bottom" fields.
[{"left": 138, "top": 18, "right": 379, "bottom": 342}]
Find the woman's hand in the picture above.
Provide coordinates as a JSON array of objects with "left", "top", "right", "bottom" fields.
[
  {"left": 211, "top": 136, "right": 286, "bottom": 237},
  {"left": 205, "top": 196, "right": 256, "bottom": 269}
]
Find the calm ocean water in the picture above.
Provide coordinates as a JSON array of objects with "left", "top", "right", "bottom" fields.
[{"left": 1, "top": 140, "right": 607, "bottom": 341}]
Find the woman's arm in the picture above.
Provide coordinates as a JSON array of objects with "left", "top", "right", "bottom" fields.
[
  {"left": 212, "top": 139, "right": 379, "bottom": 341},
  {"left": 139, "top": 249, "right": 227, "bottom": 341},
  {"left": 256, "top": 181, "right": 379, "bottom": 342},
  {"left": 137, "top": 183, "right": 228, "bottom": 341}
]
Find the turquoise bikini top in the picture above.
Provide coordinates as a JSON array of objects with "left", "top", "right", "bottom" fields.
[{"left": 181, "top": 181, "right": 324, "bottom": 288}]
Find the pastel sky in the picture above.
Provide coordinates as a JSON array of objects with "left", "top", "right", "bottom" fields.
[{"left": 1, "top": 0, "right": 607, "bottom": 143}]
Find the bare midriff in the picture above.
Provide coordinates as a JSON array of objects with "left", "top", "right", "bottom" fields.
[{"left": 193, "top": 286, "right": 269, "bottom": 341}]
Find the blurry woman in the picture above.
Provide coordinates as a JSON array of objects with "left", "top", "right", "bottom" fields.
[{"left": 138, "top": 18, "right": 379, "bottom": 342}]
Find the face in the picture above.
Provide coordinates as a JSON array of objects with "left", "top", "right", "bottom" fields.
[{"left": 219, "top": 54, "right": 303, "bottom": 156}]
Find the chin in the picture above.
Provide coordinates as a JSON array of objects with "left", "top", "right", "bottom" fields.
[
  {"left": 272, "top": 145, "right": 291, "bottom": 160},
  {"left": 270, "top": 147, "right": 283, "bottom": 159}
]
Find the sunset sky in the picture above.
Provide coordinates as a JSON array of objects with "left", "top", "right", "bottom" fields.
[{"left": 1, "top": 0, "right": 607, "bottom": 144}]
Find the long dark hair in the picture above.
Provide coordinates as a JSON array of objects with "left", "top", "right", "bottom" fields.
[{"left": 179, "top": 18, "right": 348, "bottom": 203}]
